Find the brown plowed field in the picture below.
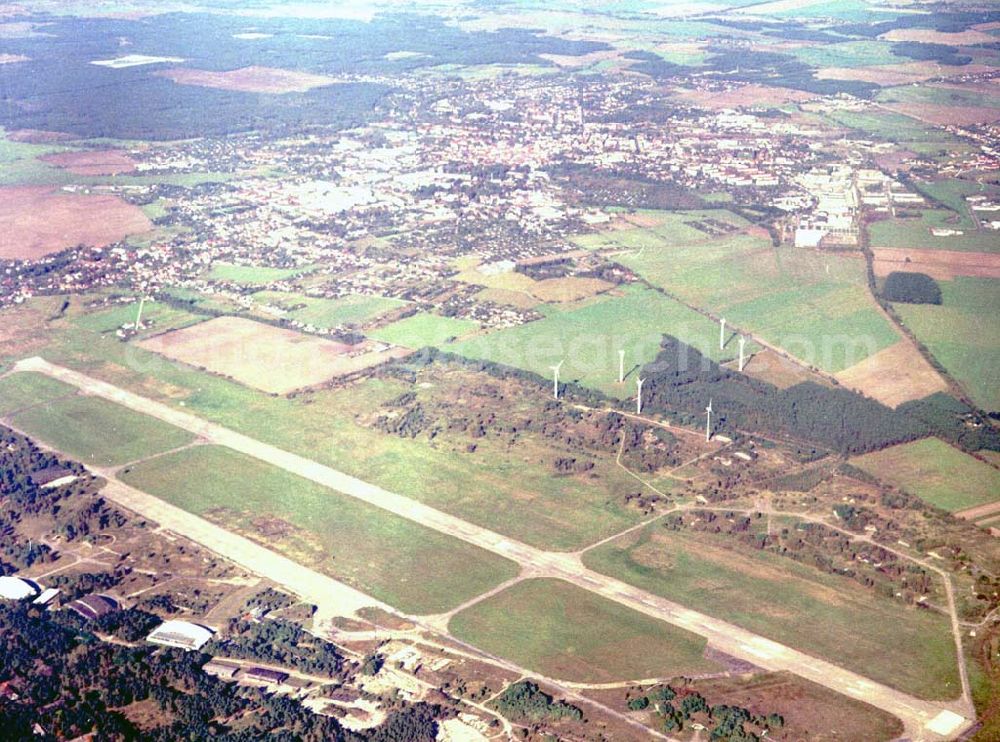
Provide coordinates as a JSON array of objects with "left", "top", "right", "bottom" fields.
[
  {"left": 156, "top": 65, "right": 337, "bottom": 94},
  {"left": 137, "top": 316, "right": 384, "bottom": 394},
  {"left": 41, "top": 149, "right": 136, "bottom": 176},
  {"left": 0, "top": 186, "right": 152, "bottom": 259},
  {"left": 872, "top": 248, "right": 1000, "bottom": 280},
  {"left": 675, "top": 84, "right": 815, "bottom": 109},
  {"left": 835, "top": 340, "right": 947, "bottom": 408}
]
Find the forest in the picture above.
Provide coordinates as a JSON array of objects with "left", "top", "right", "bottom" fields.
[{"left": 0, "top": 602, "right": 444, "bottom": 741}]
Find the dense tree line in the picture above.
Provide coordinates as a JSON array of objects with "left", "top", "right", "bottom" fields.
[{"left": 638, "top": 337, "right": 928, "bottom": 455}]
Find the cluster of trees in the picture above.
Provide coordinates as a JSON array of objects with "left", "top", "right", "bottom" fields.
[
  {"left": 627, "top": 684, "right": 783, "bottom": 740},
  {"left": 0, "top": 427, "right": 127, "bottom": 575},
  {"left": 490, "top": 681, "right": 583, "bottom": 723},
  {"left": 209, "top": 618, "right": 347, "bottom": 680},
  {"left": 883, "top": 271, "right": 943, "bottom": 305}
]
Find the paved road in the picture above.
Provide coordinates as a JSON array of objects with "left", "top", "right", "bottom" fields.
[{"left": 12, "top": 357, "right": 973, "bottom": 739}]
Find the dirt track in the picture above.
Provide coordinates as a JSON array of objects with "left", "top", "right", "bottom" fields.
[{"left": 12, "top": 357, "right": 974, "bottom": 740}]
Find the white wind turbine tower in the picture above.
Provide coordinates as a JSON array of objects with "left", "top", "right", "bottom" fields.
[
  {"left": 635, "top": 376, "right": 645, "bottom": 415},
  {"left": 550, "top": 360, "right": 564, "bottom": 400},
  {"left": 738, "top": 336, "right": 747, "bottom": 372},
  {"left": 719, "top": 317, "right": 726, "bottom": 350},
  {"left": 618, "top": 349, "right": 625, "bottom": 384},
  {"left": 134, "top": 296, "right": 148, "bottom": 331},
  {"left": 705, "top": 398, "right": 713, "bottom": 442}
]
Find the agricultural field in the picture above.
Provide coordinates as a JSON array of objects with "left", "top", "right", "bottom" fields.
[
  {"left": 834, "top": 341, "right": 947, "bottom": 408},
  {"left": 369, "top": 312, "right": 479, "bottom": 348},
  {"left": 449, "top": 578, "right": 718, "bottom": 683},
  {"left": 6, "top": 382, "right": 193, "bottom": 467},
  {"left": 0, "top": 186, "right": 152, "bottom": 260},
  {"left": 208, "top": 262, "right": 314, "bottom": 284},
  {"left": 869, "top": 210, "right": 1000, "bottom": 253},
  {"left": 156, "top": 66, "right": 338, "bottom": 94},
  {"left": 893, "top": 276, "right": 1000, "bottom": 410},
  {"left": 248, "top": 291, "right": 406, "bottom": 329},
  {"left": 582, "top": 526, "right": 960, "bottom": 701},
  {"left": 572, "top": 209, "right": 751, "bottom": 251},
  {"left": 822, "top": 110, "right": 964, "bottom": 153},
  {"left": 450, "top": 285, "right": 753, "bottom": 398},
  {"left": 118, "top": 444, "right": 518, "bottom": 614},
  {"left": 137, "top": 316, "right": 358, "bottom": 394},
  {"left": 612, "top": 228, "right": 898, "bottom": 373},
  {"left": 852, "top": 438, "right": 1000, "bottom": 513},
  {"left": 791, "top": 40, "right": 898, "bottom": 69}
]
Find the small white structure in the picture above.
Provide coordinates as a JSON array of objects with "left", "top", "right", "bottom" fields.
[
  {"left": 147, "top": 620, "right": 214, "bottom": 651},
  {"left": 0, "top": 576, "right": 40, "bottom": 601},
  {"left": 33, "top": 588, "right": 60, "bottom": 607}
]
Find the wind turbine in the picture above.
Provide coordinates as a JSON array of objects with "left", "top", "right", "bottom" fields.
[
  {"left": 738, "top": 336, "right": 747, "bottom": 372},
  {"left": 550, "top": 360, "right": 564, "bottom": 400},
  {"left": 705, "top": 398, "right": 713, "bottom": 442},
  {"left": 134, "top": 296, "right": 147, "bottom": 331},
  {"left": 719, "top": 317, "right": 726, "bottom": 350},
  {"left": 636, "top": 377, "right": 645, "bottom": 415},
  {"left": 618, "top": 349, "right": 625, "bottom": 384}
]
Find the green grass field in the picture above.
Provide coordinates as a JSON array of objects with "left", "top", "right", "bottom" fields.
[
  {"left": 71, "top": 301, "right": 205, "bottom": 335},
  {"left": 9, "top": 388, "right": 193, "bottom": 467},
  {"left": 612, "top": 230, "right": 898, "bottom": 373},
  {"left": 250, "top": 291, "right": 406, "bottom": 329},
  {"left": 878, "top": 84, "right": 1000, "bottom": 110},
  {"left": 852, "top": 437, "right": 1000, "bottom": 512},
  {"left": 0, "top": 371, "right": 77, "bottom": 416},
  {"left": 909, "top": 180, "right": 1000, "bottom": 230},
  {"left": 894, "top": 277, "right": 1000, "bottom": 410},
  {"left": 208, "top": 263, "right": 314, "bottom": 284},
  {"left": 583, "top": 526, "right": 961, "bottom": 701},
  {"left": 31, "top": 317, "right": 649, "bottom": 551},
  {"left": 823, "top": 110, "right": 962, "bottom": 151},
  {"left": 572, "top": 209, "right": 751, "bottom": 252},
  {"left": 369, "top": 312, "right": 479, "bottom": 347},
  {"left": 450, "top": 285, "right": 756, "bottom": 397},
  {"left": 449, "top": 578, "right": 718, "bottom": 682},
  {"left": 792, "top": 40, "right": 898, "bottom": 69},
  {"left": 869, "top": 211, "right": 1000, "bottom": 252},
  {"left": 118, "top": 445, "right": 518, "bottom": 614}
]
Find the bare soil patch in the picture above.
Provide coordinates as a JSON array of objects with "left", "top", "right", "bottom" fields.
[
  {"left": 817, "top": 62, "right": 993, "bottom": 86},
  {"left": 0, "top": 186, "right": 152, "bottom": 260},
  {"left": 530, "top": 276, "right": 614, "bottom": 303},
  {"left": 954, "top": 500, "right": 1000, "bottom": 522},
  {"left": 138, "top": 316, "right": 365, "bottom": 394},
  {"left": 675, "top": 84, "right": 815, "bottom": 109},
  {"left": 835, "top": 340, "right": 946, "bottom": 408},
  {"left": 884, "top": 102, "right": 1000, "bottom": 127},
  {"left": 40, "top": 149, "right": 136, "bottom": 176},
  {"left": 872, "top": 248, "right": 1000, "bottom": 280},
  {"left": 156, "top": 65, "right": 337, "bottom": 94},
  {"left": 742, "top": 348, "right": 826, "bottom": 389},
  {"left": 881, "top": 28, "right": 996, "bottom": 46}
]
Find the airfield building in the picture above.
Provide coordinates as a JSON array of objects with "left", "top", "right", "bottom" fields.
[{"left": 146, "top": 620, "right": 214, "bottom": 651}]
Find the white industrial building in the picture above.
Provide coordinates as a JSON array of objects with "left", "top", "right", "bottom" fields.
[{"left": 146, "top": 620, "right": 215, "bottom": 651}]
